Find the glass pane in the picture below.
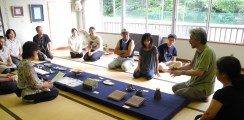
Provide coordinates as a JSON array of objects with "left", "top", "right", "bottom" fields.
[
  {"left": 102, "top": 0, "right": 121, "bottom": 33},
  {"left": 148, "top": 0, "right": 173, "bottom": 36},
  {"left": 209, "top": 0, "right": 244, "bottom": 44},
  {"left": 125, "top": 0, "right": 146, "bottom": 33},
  {"left": 177, "top": 0, "right": 209, "bottom": 38}
]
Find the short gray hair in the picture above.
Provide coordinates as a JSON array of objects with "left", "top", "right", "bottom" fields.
[{"left": 189, "top": 28, "right": 207, "bottom": 45}]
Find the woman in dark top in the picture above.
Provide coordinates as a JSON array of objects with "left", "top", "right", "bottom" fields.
[
  {"left": 196, "top": 56, "right": 244, "bottom": 120},
  {"left": 133, "top": 33, "right": 160, "bottom": 80}
]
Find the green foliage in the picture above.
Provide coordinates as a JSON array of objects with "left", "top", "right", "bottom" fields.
[
  {"left": 103, "top": 0, "right": 244, "bottom": 24},
  {"left": 212, "top": 0, "right": 244, "bottom": 13}
]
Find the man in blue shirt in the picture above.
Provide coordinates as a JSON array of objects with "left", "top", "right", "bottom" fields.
[{"left": 158, "top": 34, "right": 182, "bottom": 72}]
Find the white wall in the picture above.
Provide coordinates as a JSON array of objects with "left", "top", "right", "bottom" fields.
[
  {"left": 0, "top": 0, "right": 74, "bottom": 47},
  {"left": 0, "top": 0, "right": 50, "bottom": 45},
  {"left": 84, "top": 0, "right": 103, "bottom": 31},
  {"left": 99, "top": 32, "right": 244, "bottom": 67}
]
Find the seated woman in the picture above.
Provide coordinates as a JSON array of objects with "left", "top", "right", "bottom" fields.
[
  {"left": 195, "top": 56, "right": 244, "bottom": 120},
  {"left": 83, "top": 27, "right": 104, "bottom": 62},
  {"left": 17, "top": 41, "right": 59, "bottom": 103},
  {"left": 0, "top": 73, "right": 17, "bottom": 95},
  {"left": 0, "top": 36, "right": 17, "bottom": 74},
  {"left": 133, "top": 33, "right": 160, "bottom": 80},
  {"left": 68, "top": 28, "right": 83, "bottom": 58},
  {"left": 158, "top": 34, "right": 182, "bottom": 72},
  {"left": 5, "top": 29, "right": 22, "bottom": 66}
]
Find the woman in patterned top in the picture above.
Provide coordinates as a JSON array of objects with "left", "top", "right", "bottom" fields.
[
  {"left": 133, "top": 33, "right": 160, "bottom": 80},
  {"left": 17, "top": 41, "right": 58, "bottom": 103}
]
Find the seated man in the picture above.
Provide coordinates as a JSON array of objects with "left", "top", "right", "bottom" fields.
[
  {"left": 170, "top": 28, "right": 216, "bottom": 102},
  {"left": 158, "top": 34, "right": 182, "bottom": 72},
  {"left": 108, "top": 28, "right": 135, "bottom": 71},
  {"left": 33, "top": 26, "right": 53, "bottom": 60}
]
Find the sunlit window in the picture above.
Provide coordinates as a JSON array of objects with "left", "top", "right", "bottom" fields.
[
  {"left": 209, "top": 0, "right": 244, "bottom": 44},
  {"left": 176, "top": 0, "right": 209, "bottom": 39}
]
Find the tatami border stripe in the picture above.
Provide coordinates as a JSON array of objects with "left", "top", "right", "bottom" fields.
[
  {"left": 0, "top": 104, "right": 22, "bottom": 120},
  {"left": 54, "top": 56, "right": 179, "bottom": 84},
  {"left": 59, "top": 93, "right": 123, "bottom": 120},
  {"left": 186, "top": 106, "right": 205, "bottom": 113}
]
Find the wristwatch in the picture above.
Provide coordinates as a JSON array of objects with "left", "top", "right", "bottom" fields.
[{"left": 181, "top": 70, "right": 186, "bottom": 75}]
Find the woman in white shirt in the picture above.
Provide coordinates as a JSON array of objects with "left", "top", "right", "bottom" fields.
[
  {"left": 5, "top": 29, "right": 22, "bottom": 66},
  {"left": 83, "top": 27, "right": 104, "bottom": 62},
  {"left": 0, "top": 37, "right": 17, "bottom": 74},
  {"left": 68, "top": 28, "right": 83, "bottom": 58}
]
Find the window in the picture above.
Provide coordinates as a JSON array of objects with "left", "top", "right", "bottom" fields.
[
  {"left": 148, "top": 0, "right": 173, "bottom": 36},
  {"left": 101, "top": 0, "right": 244, "bottom": 44},
  {"left": 125, "top": 0, "right": 146, "bottom": 33},
  {"left": 103, "top": 0, "right": 121, "bottom": 33},
  {"left": 209, "top": 0, "right": 244, "bottom": 44},
  {"left": 176, "top": 0, "right": 209, "bottom": 39}
]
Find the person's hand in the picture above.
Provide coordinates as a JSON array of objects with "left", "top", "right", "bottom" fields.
[
  {"left": 134, "top": 67, "right": 140, "bottom": 72},
  {"left": 43, "top": 81, "right": 53, "bottom": 88},
  {"left": 169, "top": 70, "right": 181, "bottom": 77},
  {"left": 18, "top": 54, "right": 22, "bottom": 60},
  {"left": 8, "top": 77, "right": 15, "bottom": 81},
  {"left": 38, "top": 51, "right": 44, "bottom": 55},
  {"left": 155, "top": 71, "right": 161, "bottom": 77},
  {"left": 88, "top": 51, "right": 93, "bottom": 56},
  {"left": 6, "top": 62, "right": 13, "bottom": 66},
  {"left": 1, "top": 73, "right": 11, "bottom": 77},
  {"left": 170, "top": 66, "right": 179, "bottom": 71}
]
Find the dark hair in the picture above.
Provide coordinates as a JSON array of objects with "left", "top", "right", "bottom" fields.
[
  {"left": 189, "top": 27, "right": 207, "bottom": 45},
  {"left": 89, "top": 26, "right": 95, "bottom": 32},
  {"left": 168, "top": 33, "right": 177, "bottom": 39},
  {"left": 71, "top": 28, "right": 77, "bottom": 33},
  {"left": 0, "top": 36, "right": 4, "bottom": 39},
  {"left": 22, "top": 41, "right": 39, "bottom": 59},
  {"left": 6, "top": 29, "right": 16, "bottom": 39},
  {"left": 216, "top": 56, "right": 244, "bottom": 92},
  {"left": 36, "top": 26, "right": 42, "bottom": 32},
  {"left": 141, "top": 33, "right": 153, "bottom": 48}
]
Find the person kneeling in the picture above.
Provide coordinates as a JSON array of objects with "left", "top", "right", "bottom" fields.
[
  {"left": 17, "top": 41, "right": 58, "bottom": 103},
  {"left": 133, "top": 33, "right": 160, "bottom": 80}
]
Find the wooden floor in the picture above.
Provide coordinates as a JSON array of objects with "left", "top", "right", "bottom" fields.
[{"left": 0, "top": 49, "right": 223, "bottom": 120}]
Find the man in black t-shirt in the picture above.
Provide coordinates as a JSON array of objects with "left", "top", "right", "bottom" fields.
[{"left": 33, "top": 26, "right": 53, "bottom": 60}]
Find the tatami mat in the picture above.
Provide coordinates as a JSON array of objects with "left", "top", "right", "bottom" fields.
[
  {"left": 1, "top": 49, "right": 220, "bottom": 120},
  {"left": 0, "top": 93, "right": 120, "bottom": 120},
  {"left": 0, "top": 105, "right": 17, "bottom": 120},
  {"left": 52, "top": 49, "right": 222, "bottom": 91}
]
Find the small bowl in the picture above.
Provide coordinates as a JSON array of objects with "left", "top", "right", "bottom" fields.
[{"left": 70, "top": 69, "right": 83, "bottom": 75}]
